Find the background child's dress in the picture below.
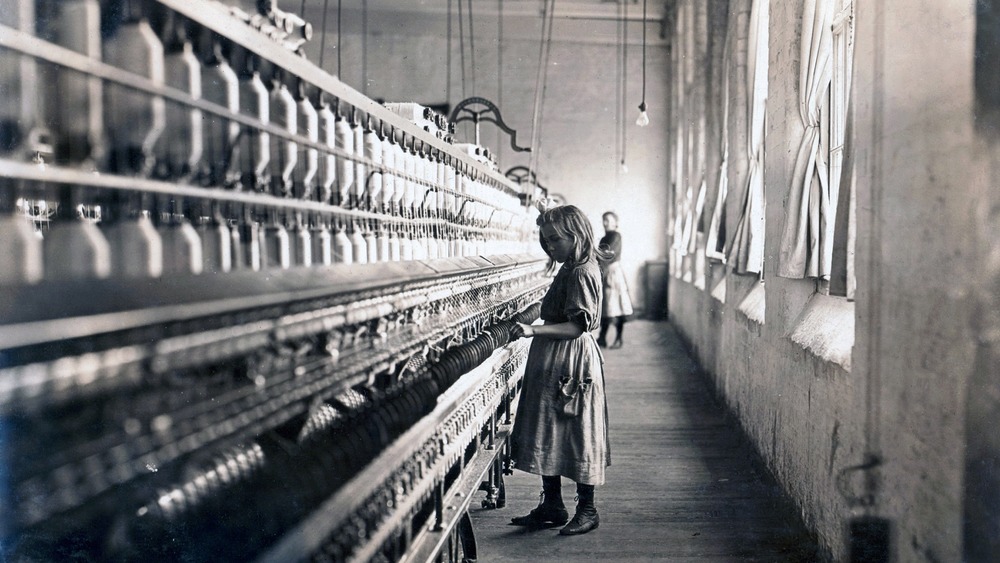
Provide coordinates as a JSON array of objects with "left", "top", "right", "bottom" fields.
[{"left": 599, "top": 230, "right": 634, "bottom": 320}]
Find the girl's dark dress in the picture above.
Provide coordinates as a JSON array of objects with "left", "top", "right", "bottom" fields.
[
  {"left": 599, "top": 231, "right": 634, "bottom": 318},
  {"left": 510, "top": 259, "right": 611, "bottom": 485}
]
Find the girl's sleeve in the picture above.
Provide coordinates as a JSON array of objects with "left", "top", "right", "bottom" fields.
[{"left": 563, "top": 265, "right": 602, "bottom": 331}]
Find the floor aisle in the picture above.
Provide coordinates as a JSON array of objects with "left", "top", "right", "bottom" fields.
[{"left": 469, "top": 321, "right": 819, "bottom": 562}]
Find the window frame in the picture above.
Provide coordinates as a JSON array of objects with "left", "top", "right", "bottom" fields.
[{"left": 822, "top": 0, "right": 856, "bottom": 298}]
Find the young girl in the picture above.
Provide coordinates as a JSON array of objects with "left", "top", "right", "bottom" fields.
[
  {"left": 508, "top": 205, "right": 612, "bottom": 536},
  {"left": 597, "top": 211, "right": 634, "bottom": 348}
]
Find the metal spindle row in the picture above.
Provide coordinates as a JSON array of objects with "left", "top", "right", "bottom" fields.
[{"left": 0, "top": 0, "right": 536, "bottom": 285}]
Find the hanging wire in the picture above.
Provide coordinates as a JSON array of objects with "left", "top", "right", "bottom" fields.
[
  {"left": 621, "top": 0, "right": 629, "bottom": 172},
  {"left": 458, "top": 0, "right": 467, "bottom": 101},
  {"left": 497, "top": 0, "right": 503, "bottom": 152},
  {"left": 641, "top": 0, "right": 648, "bottom": 108},
  {"left": 614, "top": 0, "right": 622, "bottom": 185},
  {"left": 300, "top": 0, "right": 307, "bottom": 18},
  {"left": 467, "top": 0, "right": 476, "bottom": 96},
  {"left": 361, "top": 0, "right": 369, "bottom": 95},
  {"left": 319, "top": 0, "right": 330, "bottom": 69},
  {"left": 528, "top": 0, "right": 556, "bottom": 178},
  {"left": 537, "top": 2, "right": 556, "bottom": 139},
  {"left": 447, "top": 0, "right": 453, "bottom": 105},
  {"left": 337, "top": 0, "right": 343, "bottom": 77}
]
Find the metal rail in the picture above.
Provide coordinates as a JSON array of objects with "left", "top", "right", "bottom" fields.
[
  {"left": 258, "top": 339, "right": 527, "bottom": 562},
  {"left": 0, "top": 255, "right": 542, "bottom": 348}
]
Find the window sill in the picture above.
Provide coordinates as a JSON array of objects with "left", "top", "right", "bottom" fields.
[
  {"left": 787, "top": 293, "right": 855, "bottom": 371},
  {"left": 710, "top": 276, "right": 726, "bottom": 303},
  {"left": 736, "top": 281, "right": 765, "bottom": 325}
]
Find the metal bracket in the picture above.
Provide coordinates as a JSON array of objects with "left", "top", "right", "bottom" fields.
[
  {"left": 449, "top": 97, "right": 531, "bottom": 153},
  {"left": 505, "top": 166, "right": 548, "bottom": 206},
  {"left": 504, "top": 165, "right": 540, "bottom": 187}
]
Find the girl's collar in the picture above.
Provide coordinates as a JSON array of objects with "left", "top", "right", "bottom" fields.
[{"left": 560, "top": 255, "right": 593, "bottom": 270}]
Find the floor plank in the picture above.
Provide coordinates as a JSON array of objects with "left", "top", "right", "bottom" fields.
[{"left": 468, "top": 321, "right": 819, "bottom": 562}]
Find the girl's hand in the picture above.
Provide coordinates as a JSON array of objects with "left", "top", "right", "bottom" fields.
[{"left": 510, "top": 322, "right": 535, "bottom": 341}]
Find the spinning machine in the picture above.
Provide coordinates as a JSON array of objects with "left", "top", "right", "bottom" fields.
[{"left": 0, "top": 1, "right": 547, "bottom": 560}]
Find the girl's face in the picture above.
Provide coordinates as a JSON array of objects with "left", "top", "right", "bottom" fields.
[
  {"left": 540, "top": 223, "right": 575, "bottom": 263},
  {"left": 603, "top": 215, "right": 618, "bottom": 232}
]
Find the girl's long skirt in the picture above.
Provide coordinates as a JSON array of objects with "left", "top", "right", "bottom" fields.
[
  {"left": 510, "top": 332, "right": 611, "bottom": 485},
  {"left": 603, "top": 261, "right": 634, "bottom": 318}
]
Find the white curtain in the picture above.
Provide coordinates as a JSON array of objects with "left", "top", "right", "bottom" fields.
[
  {"left": 677, "top": 183, "right": 694, "bottom": 253},
  {"left": 687, "top": 178, "right": 707, "bottom": 254},
  {"left": 830, "top": 3, "right": 856, "bottom": 298},
  {"left": 671, "top": 3, "right": 691, "bottom": 273},
  {"left": 672, "top": 127, "right": 686, "bottom": 256},
  {"left": 778, "top": 0, "right": 835, "bottom": 279},
  {"left": 706, "top": 27, "right": 733, "bottom": 262},
  {"left": 830, "top": 95, "right": 855, "bottom": 297},
  {"left": 729, "top": 0, "right": 768, "bottom": 275},
  {"left": 706, "top": 157, "right": 728, "bottom": 261}
]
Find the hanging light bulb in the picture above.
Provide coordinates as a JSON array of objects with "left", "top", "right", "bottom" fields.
[
  {"left": 635, "top": 0, "right": 650, "bottom": 128},
  {"left": 635, "top": 101, "right": 649, "bottom": 127},
  {"left": 620, "top": 159, "right": 629, "bottom": 174}
]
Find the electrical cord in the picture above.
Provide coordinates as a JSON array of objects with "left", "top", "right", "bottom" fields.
[{"left": 528, "top": 0, "right": 556, "bottom": 179}]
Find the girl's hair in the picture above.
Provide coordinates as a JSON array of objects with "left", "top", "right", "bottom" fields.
[
  {"left": 602, "top": 211, "right": 619, "bottom": 222},
  {"left": 537, "top": 205, "right": 613, "bottom": 265}
]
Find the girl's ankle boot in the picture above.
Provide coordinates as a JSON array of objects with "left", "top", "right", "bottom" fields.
[
  {"left": 511, "top": 476, "right": 568, "bottom": 527},
  {"left": 560, "top": 483, "right": 599, "bottom": 535}
]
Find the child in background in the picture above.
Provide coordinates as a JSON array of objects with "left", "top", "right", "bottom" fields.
[{"left": 597, "top": 211, "right": 634, "bottom": 349}]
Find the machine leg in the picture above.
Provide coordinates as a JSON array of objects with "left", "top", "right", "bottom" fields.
[
  {"left": 434, "top": 479, "right": 445, "bottom": 531},
  {"left": 502, "top": 438, "right": 514, "bottom": 476},
  {"left": 496, "top": 471, "right": 506, "bottom": 509},
  {"left": 479, "top": 455, "right": 507, "bottom": 509},
  {"left": 492, "top": 455, "right": 506, "bottom": 509},
  {"left": 479, "top": 481, "right": 498, "bottom": 509},
  {"left": 487, "top": 413, "right": 496, "bottom": 450},
  {"left": 457, "top": 511, "right": 477, "bottom": 563}
]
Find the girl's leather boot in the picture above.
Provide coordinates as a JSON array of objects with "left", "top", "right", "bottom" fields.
[
  {"left": 560, "top": 483, "right": 599, "bottom": 535},
  {"left": 510, "top": 476, "right": 568, "bottom": 527}
]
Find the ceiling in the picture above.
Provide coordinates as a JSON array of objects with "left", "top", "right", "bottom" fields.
[{"left": 299, "top": 0, "right": 671, "bottom": 46}]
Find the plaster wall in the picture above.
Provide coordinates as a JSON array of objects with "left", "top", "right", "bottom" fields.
[
  {"left": 851, "top": 3, "right": 982, "bottom": 561},
  {"left": 669, "top": 1, "right": 993, "bottom": 561},
  {"left": 668, "top": 3, "right": 861, "bottom": 559}
]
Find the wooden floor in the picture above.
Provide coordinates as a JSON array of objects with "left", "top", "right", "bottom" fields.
[{"left": 468, "top": 321, "right": 819, "bottom": 562}]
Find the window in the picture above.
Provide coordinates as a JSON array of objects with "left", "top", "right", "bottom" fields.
[
  {"left": 827, "top": 0, "right": 856, "bottom": 298},
  {"left": 728, "top": 0, "right": 768, "bottom": 276}
]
